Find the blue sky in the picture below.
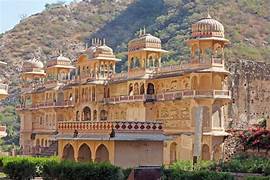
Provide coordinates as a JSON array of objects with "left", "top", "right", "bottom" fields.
[{"left": 0, "top": 0, "right": 75, "bottom": 33}]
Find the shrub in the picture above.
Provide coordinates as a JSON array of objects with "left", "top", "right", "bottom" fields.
[
  {"left": 3, "top": 158, "right": 36, "bottom": 180},
  {"left": 210, "top": 155, "right": 270, "bottom": 174},
  {"left": 264, "top": 162, "right": 270, "bottom": 176},
  {"left": 245, "top": 176, "right": 270, "bottom": 180},
  {"left": 42, "top": 160, "right": 124, "bottom": 180},
  {"left": 170, "top": 160, "right": 214, "bottom": 171},
  {"left": 1, "top": 156, "right": 59, "bottom": 179}
]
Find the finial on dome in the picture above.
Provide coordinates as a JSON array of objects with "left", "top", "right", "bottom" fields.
[
  {"left": 207, "top": 7, "right": 211, "bottom": 18},
  {"left": 143, "top": 26, "right": 146, "bottom": 35}
]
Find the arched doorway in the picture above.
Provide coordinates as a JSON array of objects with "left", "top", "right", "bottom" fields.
[
  {"left": 95, "top": 144, "right": 109, "bottom": 163},
  {"left": 213, "top": 145, "right": 222, "bottom": 161},
  {"left": 78, "top": 143, "right": 92, "bottom": 162},
  {"left": 83, "top": 106, "right": 91, "bottom": 121},
  {"left": 62, "top": 144, "right": 75, "bottom": 161},
  {"left": 147, "top": 83, "right": 155, "bottom": 95},
  {"left": 170, "top": 142, "right": 177, "bottom": 164},
  {"left": 202, "top": 144, "right": 210, "bottom": 160}
]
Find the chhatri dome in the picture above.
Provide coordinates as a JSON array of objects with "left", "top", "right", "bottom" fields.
[
  {"left": 191, "top": 13, "right": 225, "bottom": 38},
  {"left": 128, "top": 28, "right": 167, "bottom": 52},
  {"left": 56, "top": 54, "right": 71, "bottom": 62},
  {"left": 22, "top": 57, "right": 44, "bottom": 72}
]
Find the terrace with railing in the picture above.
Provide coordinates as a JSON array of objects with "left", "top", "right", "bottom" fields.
[
  {"left": 104, "top": 90, "right": 231, "bottom": 104},
  {"left": 110, "top": 58, "right": 225, "bottom": 81},
  {"left": 58, "top": 121, "right": 163, "bottom": 134}
]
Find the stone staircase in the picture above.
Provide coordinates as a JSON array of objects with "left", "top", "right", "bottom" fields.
[{"left": 39, "top": 141, "right": 58, "bottom": 157}]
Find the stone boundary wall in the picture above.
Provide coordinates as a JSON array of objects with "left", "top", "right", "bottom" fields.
[{"left": 227, "top": 59, "right": 270, "bottom": 128}]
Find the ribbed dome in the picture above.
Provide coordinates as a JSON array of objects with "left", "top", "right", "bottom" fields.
[
  {"left": 23, "top": 57, "right": 44, "bottom": 69},
  {"left": 57, "top": 54, "right": 71, "bottom": 62},
  {"left": 139, "top": 34, "right": 161, "bottom": 43},
  {"left": 128, "top": 32, "right": 162, "bottom": 51},
  {"left": 96, "top": 45, "right": 113, "bottom": 55},
  {"left": 192, "top": 14, "right": 224, "bottom": 38},
  {"left": 129, "top": 33, "right": 161, "bottom": 44}
]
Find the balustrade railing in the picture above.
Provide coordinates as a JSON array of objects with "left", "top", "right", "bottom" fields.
[
  {"left": 104, "top": 90, "right": 231, "bottom": 103},
  {"left": 58, "top": 121, "right": 163, "bottom": 132},
  {"left": 16, "top": 100, "right": 74, "bottom": 110}
]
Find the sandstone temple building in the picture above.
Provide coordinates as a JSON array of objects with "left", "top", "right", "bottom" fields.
[{"left": 17, "top": 14, "right": 231, "bottom": 167}]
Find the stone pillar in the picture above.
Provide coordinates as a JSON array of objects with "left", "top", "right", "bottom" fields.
[{"left": 193, "top": 106, "right": 203, "bottom": 162}]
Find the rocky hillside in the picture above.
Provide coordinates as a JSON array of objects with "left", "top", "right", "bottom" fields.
[{"left": 0, "top": 0, "right": 270, "bottom": 95}]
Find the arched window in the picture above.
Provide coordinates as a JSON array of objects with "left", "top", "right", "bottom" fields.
[
  {"left": 134, "top": 57, "right": 140, "bottom": 68},
  {"left": 140, "top": 83, "right": 145, "bottom": 95},
  {"left": 147, "top": 83, "right": 155, "bottom": 95},
  {"left": 109, "top": 63, "right": 113, "bottom": 71},
  {"left": 83, "top": 107, "right": 91, "bottom": 121},
  {"left": 62, "top": 144, "right": 75, "bottom": 161},
  {"left": 93, "top": 110, "right": 97, "bottom": 121},
  {"left": 95, "top": 144, "right": 109, "bottom": 163},
  {"left": 107, "top": 87, "right": 110, "bottom": 98},
  {"left": 130, "top": 58, "right": 134, "bottom": 69},
  {"left": 76, "top": 111, "right": 80, "bottom": 121},
  {"left": 92, "top": 87, "right": 96, "bottom": 101},
  {"left": 134, "top": 83, "right": 139, "bottom": 95},
  {"left": 129, "top": 83, "right": 133, "bottom": 96},
  {"left": 100, "top": 110, "right": 108, "bottom": 121},
  {"left": 204, "top": 48, "right": 212, "bottom": 63},
  {"left": 78, "top": 143, "right": 92, "bottom": 162},
  {"left": 154, "top": 59, "right": 159, "bottom": 67},
  {"left": 36, "top": 139, "right": 40, "bottom": 147},
  {"left": 149, "top": 56, "right": 154, "bottom": 67}
]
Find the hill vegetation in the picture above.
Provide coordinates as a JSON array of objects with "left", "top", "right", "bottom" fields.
[{"left": 0, "top": 0, "right": 269, "bottom": 148}]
